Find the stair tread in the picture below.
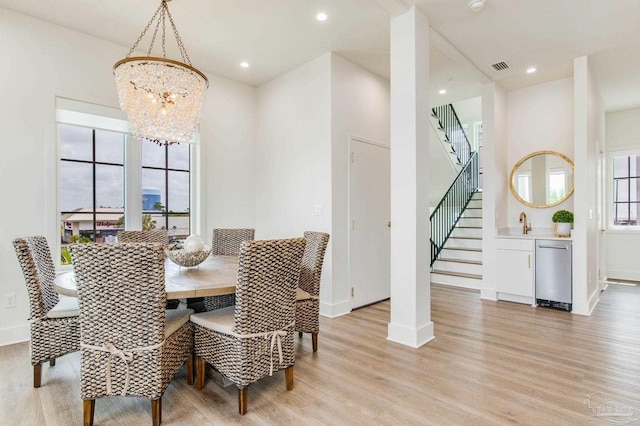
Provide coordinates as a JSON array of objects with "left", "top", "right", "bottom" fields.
[
  {"left": 437, "top": 258, "right": 482, "bottom": 265},
  {"left": 454, "top": 226, "right": 483, "bottom": 229},
  {"left": 443, "top": 247, "right": 483, "bottom": 252},
  {"left": 431, "top": 270, "right": 482, "bottom": 280},
  {"left": 447, "top": 236, "right": 482, "bottom": 240}
]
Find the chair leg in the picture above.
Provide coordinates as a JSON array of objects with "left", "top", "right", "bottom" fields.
[
  {"left": 196, "top": 356, "right": 206, "bottom": 390},
  {"left": 238, "top": 387, "right": 248, "bottom": 415},
  {"left": 151, "top": 397, "right": 162, "bottom": 426},
  {"left": 312, "top": 333, "right": 318, "bottom": 352},
  {"left": 49, "top": 358, "right": 56, "bottom": 367},
  {"left": 186, "top": 353, "right": 194, "bottom": 385},
  {"left": 285, "top": 366, "right": 294, "bottom": 391},
  {"left": 298, "top": 331, "right": 302, "bottom": 338},
  {"left": 33, "top": 364, "right": 42, "bottom": 388},
  {"left": 83, "top": 399, "right": 95, "bottom": 426}
]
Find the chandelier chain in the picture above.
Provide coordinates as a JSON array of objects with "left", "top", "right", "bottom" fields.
[
  {"left": 147, "top": 13, "right": 162, "bottom": 57},
  {"left": 124, "top": 0, "right": 191, "bottom": 64},
  {"left": 164, "top": 3, "right": 192, "bottom": 65},
  {"left": 126, "top": 1, "right": 164, "bottom": 58}
]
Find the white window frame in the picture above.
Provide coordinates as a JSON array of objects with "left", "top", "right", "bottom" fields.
[{"left": 607, "top": 147, "right": 640, "bottom": 231}]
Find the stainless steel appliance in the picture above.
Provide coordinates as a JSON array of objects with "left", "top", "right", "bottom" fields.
[{"left": 535, "top": 239, "right": 572, "bottom": 311}]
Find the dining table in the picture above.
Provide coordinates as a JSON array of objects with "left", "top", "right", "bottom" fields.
[{"left": 53, "top": 254, "right": 239, "bottom": 299}]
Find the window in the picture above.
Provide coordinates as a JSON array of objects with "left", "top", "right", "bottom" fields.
[
  {"left": 57, "top": 98, "right": 196, "bottom": 265},
  {"left": 141, "top": 141, "right": 191, "bottom": 242},
  {"left": 612, "top": 155, "right": 640, "bottom": 226},
  {"left": 60, "top": 125, "right": 125, "bottom": 250}
]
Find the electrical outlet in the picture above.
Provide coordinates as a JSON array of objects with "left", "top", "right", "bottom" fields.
[
  {"left": 314, "top": 205, "right": 323, "bottom": 216},
  {"left": 4, "top": 293, "right": 16, "bottom": 308}
]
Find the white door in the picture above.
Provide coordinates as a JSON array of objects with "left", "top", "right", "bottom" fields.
[{"left": 349, "top": 137, "right": 390, "bottom": 308}]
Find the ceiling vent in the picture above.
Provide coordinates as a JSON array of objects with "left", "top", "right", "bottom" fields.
[{"left": 491, "top": 61, "right": 510, "bottom": 71}]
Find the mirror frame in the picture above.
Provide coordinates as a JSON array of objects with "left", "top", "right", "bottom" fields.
[{"left": 509, "top": 150, "right": 575, "bottom": 208}]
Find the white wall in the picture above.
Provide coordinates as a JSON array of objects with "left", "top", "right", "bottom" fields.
[
  {"left": 573, "top": 56, "right": 603, "bottom": 314},
  {"left": 0, "top": 7, "right": 257, "bottom": 345},
  {"left": 605, "top": 108, "right": 640, "bottom": 281},
  {"left": 255, "top": 53, "right": 333, "bottom": 311},
  {"left": 481, "top": 82, "right": 507, "bottom": 300},
  {"left": 256, "top": 52, "right": 390, "bottom": 318},
  {"left": 330, "top": 54, "right": 390, "bottom": 316},
  {"left": 506, "top": 78, "right": 574, "bottom": 230}
]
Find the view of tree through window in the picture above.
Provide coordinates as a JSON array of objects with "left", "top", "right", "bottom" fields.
[
  {"left": 613, "top": 155, "right": 640, "bottom": 226},
  {"left": 59, "top": 124, "right": 191, "bottom": 264}
]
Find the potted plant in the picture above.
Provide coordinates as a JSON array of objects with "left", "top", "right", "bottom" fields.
[{"left": 552, "top": 209, "right": 573, "bottom": 237}]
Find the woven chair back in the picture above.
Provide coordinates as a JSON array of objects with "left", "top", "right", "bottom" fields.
[
  {"left": 211, "top": 228, "right": 255, "bottom": 255},
  {"left": 69, "top": 243, "right": 166, "bottom": 349},
  {"left": 13, "top": 236, "right": 59, "bottom": 319},
  {"left": 234, "top": 238, "right": 305, "bottom": 335},
  {"left": 117, "top": 229, "right": 168, "bottom": 246},
  {"left": 299, "top": 232, "right": 330, "bottom": 296}
]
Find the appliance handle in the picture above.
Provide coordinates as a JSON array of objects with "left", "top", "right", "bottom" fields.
[{"left": 537, "top": 244, "right": 568, "bottom": 249}]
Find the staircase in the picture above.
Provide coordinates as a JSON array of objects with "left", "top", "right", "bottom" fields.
[{"left": 430, "top": 192, "right": 483, "bottom": 289}]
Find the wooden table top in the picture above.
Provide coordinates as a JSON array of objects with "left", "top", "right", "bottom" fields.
[{"left": 54, "top": 254, "right": 239, "bottom": 299}]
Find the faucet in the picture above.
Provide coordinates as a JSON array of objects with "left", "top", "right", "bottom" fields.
[{"left": 519, "top": 212, "right": 532, "bottom": 235}]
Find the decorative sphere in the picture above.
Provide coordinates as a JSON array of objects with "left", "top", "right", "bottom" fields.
[{"left": 183, "top": 235, "right": 205, "bottom": 252}]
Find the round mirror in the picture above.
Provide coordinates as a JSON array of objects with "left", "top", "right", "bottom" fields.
[{"left": 509, "top": 151, "right": 574, "bottom": 208}]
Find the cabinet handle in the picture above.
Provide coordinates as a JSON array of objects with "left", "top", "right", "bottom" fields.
[{"left": 528, "top": 254, "right": 531, "bottom": 268}]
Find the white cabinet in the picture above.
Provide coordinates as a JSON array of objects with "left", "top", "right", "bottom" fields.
[{"left": 496, "top": 238, "right": 534, "bottom": 304}]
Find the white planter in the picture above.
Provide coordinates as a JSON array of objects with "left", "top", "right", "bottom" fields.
[{"left": 555, "top": 222, "right": 571, "bottom": 237}]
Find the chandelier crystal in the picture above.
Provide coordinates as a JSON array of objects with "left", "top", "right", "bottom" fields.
[{"left": 113, "top": 0, "right": 208, "bottom": 144}]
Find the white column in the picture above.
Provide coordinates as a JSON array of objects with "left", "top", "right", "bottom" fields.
[{"left": 387, "top": 6, "right": 433, "bottom": 348}]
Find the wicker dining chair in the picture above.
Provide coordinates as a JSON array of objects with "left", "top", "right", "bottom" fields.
[
  {"left": 200, "top": 228, "right": 255, "bottom": 312},
  {"left": 68, "top": 243, "right": 194, "bottom": 426},
  {"left": 191, "top": 237, "right": 305, "bottom": 415},
  {"left": 13, "top": 236, "right": 80, "bottom": 388},
  {"left": 117, "top": 229, "right": 169, "bottom": 246},
  {"left": 295, "top": 232, "right": 330, "bottom": 352}
]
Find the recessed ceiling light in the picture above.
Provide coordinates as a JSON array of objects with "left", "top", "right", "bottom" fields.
[
  {"left": 468, "top": 0, "right": 486, "bottom": 12},
  {"left": 526, "top": 67, "right": 536, "bottom": 74},
  {"left": 439, "top": 89, "right": 447, "bottom": 95},
  {"left": 316, "top": 12, "right": 328, "bottom": 21},
  {"left": 240, "top": 62, "right": 249, "bottom": 68}
]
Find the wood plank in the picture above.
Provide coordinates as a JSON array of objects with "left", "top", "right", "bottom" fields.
[{"left": 1, "top": 283, "right": 639, "bottom": 424}]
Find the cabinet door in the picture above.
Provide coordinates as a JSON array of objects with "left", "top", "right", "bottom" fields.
[{"left": 496, "top": 249, "right": 533, "bottom": 297}]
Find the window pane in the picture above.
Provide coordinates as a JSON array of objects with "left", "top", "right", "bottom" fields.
[
  {"left": 60, "top": 161, "right": 93, "bottom": 211},
  {"left": 141, "top": 139, "right": 165, "bottom": 168},
  {"left": 631, "top": 155, "right": 639, "bottom": 177},
  {"left": 631, "top": 177, "right": 639, "bottom": 203},
  {"left": 616, "top": 179, "right": 629, "bottom": 202},
  {"left": 142, "top": 168, "right": 166, "bottom": 212},
  {"left": 168, "top": 143, "right": 190, "bottom": 170},
  {"left": 614, "top": 204, "right": 629, "bottom": 225},
  {"left": 95, "top": 129, "right": 124, "bottom": 164},
  {"left": 613, "top": 157, "right": 629, "bottom": 179},
  {"left": 144, "top": 212, "right": 164, "bottom": 231},
  {"left": 95, "top": 164, "right": 124, "bottom": 209},
  {"left": 168, "top": 215, "right": 190, "bottom": 240},
  {"left": 630, "top": 203, "right": 638, "bottom": 225},
  {"left": 168, "top": 170, "right": 190, "bottom": 213},
  {"left": 59, "top": 124, "right": 92, "bottom": 161}
]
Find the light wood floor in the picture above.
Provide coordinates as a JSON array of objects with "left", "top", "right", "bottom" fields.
[{"left": 1, "top": 283, "right": 639, "bottom": 425}]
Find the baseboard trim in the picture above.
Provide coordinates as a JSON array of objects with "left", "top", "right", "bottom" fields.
[
  {"left": 387, "top": 321, "right": 435, "bottom": 348},
  {"left": 320, "top": 299, "right": 351, "bottom": 318},
  {"left": 0, "top": 324, "right": 29, "bottom": 347}
]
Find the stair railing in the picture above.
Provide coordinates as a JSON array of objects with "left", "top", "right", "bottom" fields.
[
  {"left": 432, "top": 104, "right": 472, "bottom": 167},
  {"left": 430, "top": 151, "right": 479, "bottom": 266}
]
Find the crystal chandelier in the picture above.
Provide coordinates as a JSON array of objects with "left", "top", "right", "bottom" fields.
[{"left": 113, "top": 0, "right": 208, "bottom": 144}]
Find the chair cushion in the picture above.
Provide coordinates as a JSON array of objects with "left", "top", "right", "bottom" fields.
[
  {"left": 296, "top": 287, "right": 317, "bottom": 301},
  {"left": 46, "top": 296, "right": 79, "bottom": 318},
  {"left": 190, "top": 306, "right": 235, "bottom": 335},
  {"left": 165, "top": 308, "right": 194, "bottom": 338}
]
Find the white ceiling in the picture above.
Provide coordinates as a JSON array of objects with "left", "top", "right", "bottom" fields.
[{"left": 1, "top": 0, "right": 639, "bottom": 111}]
